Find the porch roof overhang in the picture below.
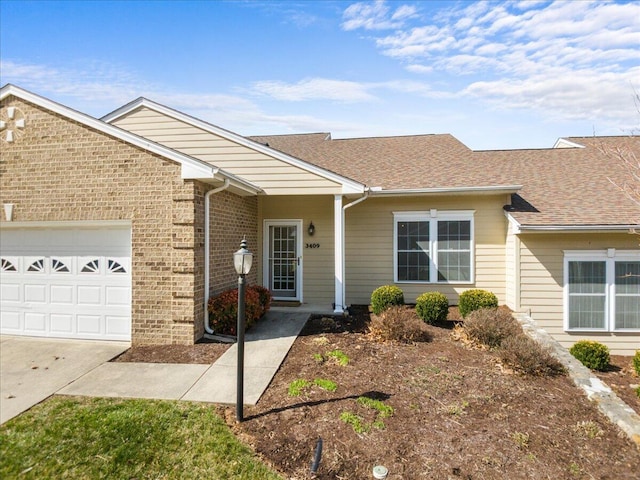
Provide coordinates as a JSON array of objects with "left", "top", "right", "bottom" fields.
[
  {"left": 505, "top": 212, "right": 639, "bottom": 234},
  {"left": 0, "top": 84, "right": 262, "bottom": 197}
]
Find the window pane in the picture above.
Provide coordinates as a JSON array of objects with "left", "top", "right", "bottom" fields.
[
  {"left": 568, "top": 261, "right": 606, "bottom": 329},
  {"left": 615, "top": 261, "right": 640, "bottom": 329},
  {"left": 397, "top": 220, "right": 430, "bottom": 281},
  {"left": 569, "top": 296, "right": 606, "bottom": 329},
  {"left": 438, "top": 251, "right": 471, "bottom": 282},
  {"left": 436, "top": 221, "right": 471, "bottom": 282},
  {"left": 568, "top": 262, "right": 606, "bottom": 294}
]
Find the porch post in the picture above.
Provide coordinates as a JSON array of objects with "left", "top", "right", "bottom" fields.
[{"left": 334, "top": 194, "right": 344, "bottom": 313}]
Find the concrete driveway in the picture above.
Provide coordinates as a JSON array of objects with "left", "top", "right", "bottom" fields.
[{"left": 0, "top": 335, "right": 129, "bottom": 424}]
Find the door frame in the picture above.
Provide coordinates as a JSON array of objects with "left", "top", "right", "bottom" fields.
[{"left": 262, "top": 219, "right": 303, "bottom": 302}]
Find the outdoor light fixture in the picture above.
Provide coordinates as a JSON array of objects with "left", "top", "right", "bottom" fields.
[
  {"left": 3, "top": 204, "right": 14, "bottom": 222},
  {"left": 308, "top": 221, "right": 315, "bottom": 236},
  {"left": 234, "top": 237, "right": 253, "bottom": 422}
]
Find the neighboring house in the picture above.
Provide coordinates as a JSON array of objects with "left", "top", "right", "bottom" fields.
[{"left": 1, "top": 85, "right": 638, "bottom": 354}]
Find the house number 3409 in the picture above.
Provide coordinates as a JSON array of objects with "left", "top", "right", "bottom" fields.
[{"left": 305, "top": 243, "right": 320, "bottom": 249}]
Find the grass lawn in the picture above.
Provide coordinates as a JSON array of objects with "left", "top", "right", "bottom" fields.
[{"left": 0, "top": 396, "right": 282, "bottom": 480}]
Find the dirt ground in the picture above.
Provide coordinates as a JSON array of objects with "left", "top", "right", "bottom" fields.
[
  {"left": 112, "top": 339, "right": 230, "bottom": 364},
  {"left": 113, "top": 307, "right": 640, "bottom": 479},
  {"left": 233, "top": 307, "right": 640, "bottom": 480}
]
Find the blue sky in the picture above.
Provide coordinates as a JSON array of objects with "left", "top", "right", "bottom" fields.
[{"left": 1, "top": 0, "right": 638, "bottom": 150}]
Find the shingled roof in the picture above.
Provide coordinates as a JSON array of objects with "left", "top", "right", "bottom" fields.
[{"left": 248, "top": 132, "right": 640, "bottom": 228}]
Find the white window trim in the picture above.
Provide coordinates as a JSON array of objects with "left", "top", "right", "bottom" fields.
[
  {"left": 563, "top": 249, "right": 640, "bottom": 333},
  {"left": 393, "top": 210, "right": 475, "bottom": 284}
]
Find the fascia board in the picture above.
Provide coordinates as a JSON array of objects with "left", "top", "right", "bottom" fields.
[
  {"left": 516, "top": 224, "right": 640, "bottom": 233},
  {"left": 371, "top": 185, "right": 522, "bottom": 196},
  {"left": 504, "top": 213, "right": 522, "bottom": 234},
  {"left": 103, "top": 97, "right": 366, "bottom": 195},
  {"left": 1, "top": 84, "right": 262, "bottom": 193}
]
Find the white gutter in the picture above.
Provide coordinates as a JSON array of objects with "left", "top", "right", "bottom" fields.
[
  {"left": 335, "top": 190, "right": 371, "bottom": 312},
  {"left": 203, "top": 180, "right": 230, "bottom": 335},
  {"left": 369, "top": 185, "right": 522, "bottom": 196}
]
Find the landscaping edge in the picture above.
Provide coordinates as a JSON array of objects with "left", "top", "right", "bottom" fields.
[{"left": 514, "top": 312, "right": 640, "bottom": 449}]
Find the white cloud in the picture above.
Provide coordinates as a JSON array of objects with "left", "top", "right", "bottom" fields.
[
  {"left": 342, "top": 0, "right": 416, "bottom": 31},
  {"left": 251, "top": 78, "right": 377, "bottom": 102},
  {"left": 341, "top": 0, "right": 640, "bottom": 125}
]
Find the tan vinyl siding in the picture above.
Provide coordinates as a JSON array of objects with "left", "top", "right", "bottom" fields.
[
  {"left": 258, "top": 195, "right": 335, "bottom": 306},
  {"left": 519, "top": 232, "right": 640, "bottom": 355},
  {"left": 345, "top": 195, "right": 508, "bottom": 306},
  {"left": 111, "top": 107, "right": 343, "bottom": 195}
]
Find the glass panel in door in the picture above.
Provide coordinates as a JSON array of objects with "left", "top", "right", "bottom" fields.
[{"left": 269, "top": 225, "right": 298, "bottom": 298}]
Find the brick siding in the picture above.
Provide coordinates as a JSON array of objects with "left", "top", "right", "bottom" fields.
[{"left": 0, "top": 96, "right": 258, "bottom": 345}]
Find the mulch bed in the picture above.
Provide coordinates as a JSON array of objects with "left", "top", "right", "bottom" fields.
[
  {"left": 593, "top": 355, "right": 640, "bottom": 417},
  {"left": 112, "top": 339, "right": 230, "bottom": 364},
  {"left": 224, "top": 307, "right": 640, "bottom": 479},
  {"left": 111, "top": 307, "right": 640, "bottom": 479}
]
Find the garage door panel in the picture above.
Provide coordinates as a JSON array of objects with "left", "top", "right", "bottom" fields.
[
  {"left": 0, "top": 311, "right": 21, "bottom": 330},
  {"left": 0, "top": 226, "right": 131, "bottom": 341},
  {"left": 24, "top": 312, "right": 47, "bottom": 332},
  {"left": 78, "top": 286, "right": 101, "bottom": 305},
  {"left": 50, "top": 314, "right": 73, "bottom": 334},
  {"left": 1, "top": 283, "right": 20, "bottom": 302},
  {"left": 25, "top": 284, "right": 47, "bottom": 303},
  {"left": 78, "top": 315, "right": 102, "bottom": 334},
  {"left": 50, "top": 285, "right": 74, "bottom": 304}
]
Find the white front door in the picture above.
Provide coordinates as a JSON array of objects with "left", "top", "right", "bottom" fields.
[
  {"left": 0, "top": 225, "right": 131, "bottom": 341},
  {"left": 263, "top": 220, "right": 302, "bottom": 301}
]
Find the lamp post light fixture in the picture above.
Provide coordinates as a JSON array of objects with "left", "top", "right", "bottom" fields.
[{"left": 234, "top": 237, "right": 253, "bottom": 422}]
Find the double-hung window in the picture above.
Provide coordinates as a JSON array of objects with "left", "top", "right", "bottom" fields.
[
  {"left": 564, "top": 250, "right": 640, "bottom": 332},
  {"left": 394, "top": 210, "right": 474, "bottom": 284}
]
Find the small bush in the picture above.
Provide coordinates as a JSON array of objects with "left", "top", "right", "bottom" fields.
[
  {"left": 415, "top": 292, "right": 449, "bottom": 324},
  {"left": 371, "top": 285, "right": 404, "bottom": 315},
  {"left": 462, "top": 307, "right": 521, "bottom": 348},
  {"left": 458, "top": 289, "right": 498, "bottom": 318},
  {"left": 569, "top": 340, "right": 610, "bottom": 371},
  {"left": 499, "top": 334, "right": 565, "bottom": 376},
  {"left": 636, "top": 386, "right": 640, "bottom": 399},
  {"left": 633, "top": 350, "right": 640, "bottom": 376},
  {"left": 208, "top": 285, "right": 269, "bottom": 335},
  {"left": 369, "top": 306, "right": 431, "bottom": 343}
]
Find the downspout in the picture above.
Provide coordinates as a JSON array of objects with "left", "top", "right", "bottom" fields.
[
  {"left": 204, "top": 180, "right": 230, "bottom": 335},
  {"left": 339, "top": 190, "right": 371, "bottom": 311}
]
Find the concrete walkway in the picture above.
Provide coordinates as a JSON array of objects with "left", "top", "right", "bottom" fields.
[{"left": 57, "top": 309, "right": 311, "bottom": 405}]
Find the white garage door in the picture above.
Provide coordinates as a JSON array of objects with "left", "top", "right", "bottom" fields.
[{"left": 0, "top": 225, "right": 131, "bottom": 341}]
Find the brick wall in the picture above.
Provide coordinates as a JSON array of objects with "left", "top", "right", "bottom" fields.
[{"left": 0, "top": 96, "right": 204, "bottom": 345}]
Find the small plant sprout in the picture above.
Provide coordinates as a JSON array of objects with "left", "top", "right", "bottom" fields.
[
  {"left": 511, "top": 431, "right": 530, "bottom": 449},
  {"left": 313, "top": 378, "right": 337, "bottom": 392},
  {"left": 326, "top": 349, "right": 350, "bottom": 366},
  {"left": 312, "top": 353, "right": 325, "bottom": 364},
  {"left": 357, "top": 397, "right": 394, "bottom": 418},
  {"left": 287, "top": 379, "right": 311, "bottom": 396},
  {"left": 574, "top": 420, "right": 604, "bottom": 439},
  {"left": 443, "top": 400, "right": 469, "bottom": 416},
  {"left": 340, "top": 412, "right": 369, "bottom": 434}
]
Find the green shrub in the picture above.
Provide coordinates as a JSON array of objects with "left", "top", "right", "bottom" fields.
[
  {"left": 208, "top": 286, "right": 267, "bottom": 335},
  {"left": 458, "top": 289, "right": 498, "bottom": 318},
  {"left": 633, "top": 350, "right": 640, "bottom": 376},
  {"left": 636, "top": 386, "right": 640, "bottom": 399},
  {"left": 499, "top": 334, "right": 565, "bottom": 376},
  {"left": 415, "top": 292, "right": 449, "bottom": 324},
  {"left": 371, "top": 285, "right": 404, "bottom": 315},
  {"left": 463, "top": 307, "right": 521, "bottom": 348},
  {"left": 369, "top": 306, "right": 431, "bottom": 343},
  {"left": 569, "top": 340, "right": 610, "bottom": 371}
]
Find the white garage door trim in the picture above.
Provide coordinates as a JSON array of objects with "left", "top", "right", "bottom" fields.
[{"left": 0, "top": 224, "right": 132, "bottom": 341}]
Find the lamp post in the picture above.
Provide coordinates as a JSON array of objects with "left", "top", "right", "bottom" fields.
[{"left": 234, "top": 237, "right": 253, "bottom": 422}]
